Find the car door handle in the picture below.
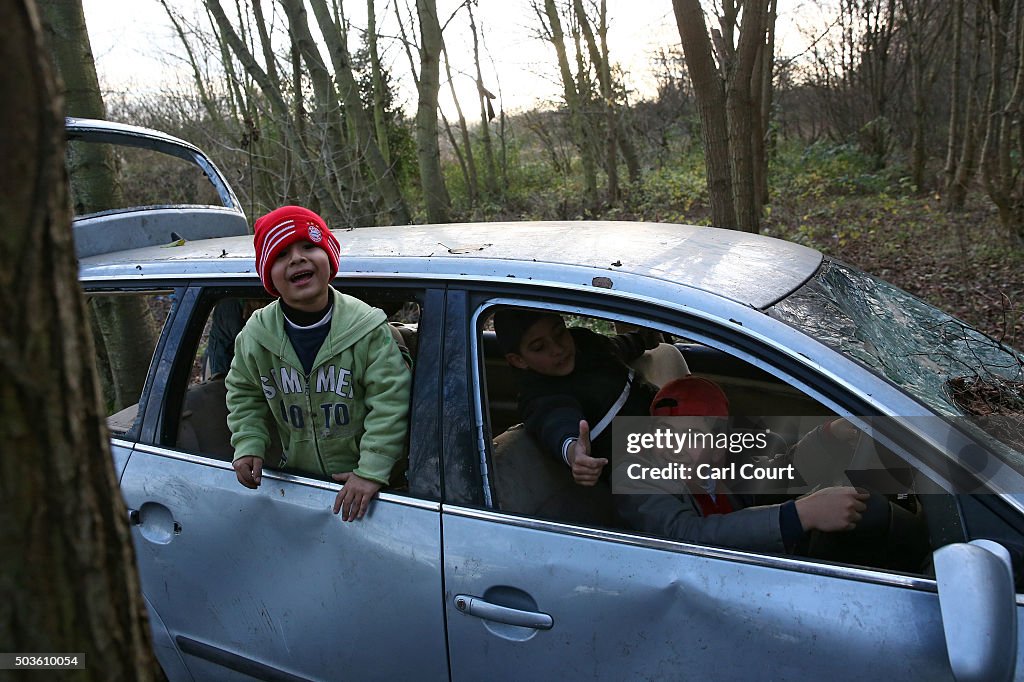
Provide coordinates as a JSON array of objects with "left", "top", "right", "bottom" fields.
[{"left": 454, "top": 594, "right": 553, "bottom": 630}]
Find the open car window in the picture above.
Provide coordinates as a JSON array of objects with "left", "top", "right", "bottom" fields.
[
  {"left": 90, "top": 289, "right": 176, "bottom": 438},
  {"left": 166, "top": 286, "right": 423, "bottom": 493},
  {"left": 472, "top": 301, "right": 992, "bottom": 579}
]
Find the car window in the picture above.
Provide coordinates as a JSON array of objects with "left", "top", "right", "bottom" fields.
[
  {"left": 87, "top": 289, "right": 175, "bottom": 437},
  {"left": 66, "top": 140, "right": 223, "bottom": 216},
  {"left": 474, "top": 302, "right": 976, "bottom": 578},
  {"left": 169, "top": 287, "right": 423, "bottom": 493}
]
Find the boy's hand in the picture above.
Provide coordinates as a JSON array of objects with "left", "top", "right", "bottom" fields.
[
  {"left": 331, "top": 472, "right": 382, "bottom": 521},
  {"left": 232, "top": 456, "right": 263, "bottom": 489},
  {"left": 639, "top": 328, "right": 664, "bottom": 349},
  {"left": 794, "top": 486, "right": 869, "bottom": 532},
  {"left": 568, "top": 420, "right": 608, "bottom": 487}
]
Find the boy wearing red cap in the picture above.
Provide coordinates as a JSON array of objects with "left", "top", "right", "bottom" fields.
[
  {"left": 226, "top": 206, "right": 411, "bottom": 521},
  {"left": 616, "top": 376, "right": 871, "bottom": 554}
]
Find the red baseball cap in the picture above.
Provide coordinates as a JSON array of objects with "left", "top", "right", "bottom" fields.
[{"left": 650, "top": 376, "right": 730, "bottom": 417}]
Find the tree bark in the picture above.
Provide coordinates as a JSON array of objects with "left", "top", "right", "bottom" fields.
[
  {"left": 415, "top": 0, "right": 451, "bottom": 223},
  {"left": 724, "top": 0, "right": 766, "bottom": 233},
  {"left": 38, "top": 0, "right": 158, "bottom": 410},
  {"left": 538, "top": 0, "right": 597, "bottom": 207},
  {"left": 671, "top": 0, "right": 737, "bottom": 229},
  {"left": 0, "top": 0, "right": 158, "bottom": 677}
]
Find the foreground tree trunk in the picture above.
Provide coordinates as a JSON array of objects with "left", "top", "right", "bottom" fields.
[{"left": 0, "top": 0, "right": 159, "bottom": 677}]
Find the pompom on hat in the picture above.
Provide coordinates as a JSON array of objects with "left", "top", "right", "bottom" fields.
[
  {"left": 650, "top": 376, "right": 730, "bottom": 417},
  {"left": 253, "top": 205, "right": 341, "bottom": 296}
]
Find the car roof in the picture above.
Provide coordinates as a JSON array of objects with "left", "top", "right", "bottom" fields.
[{"left": 78, "top": 220, "right": 823, "bottom": 309}]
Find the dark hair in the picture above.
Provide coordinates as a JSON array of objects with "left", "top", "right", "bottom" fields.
[{"left": 492, "top": 308, "right": 562, "bottom": 355}]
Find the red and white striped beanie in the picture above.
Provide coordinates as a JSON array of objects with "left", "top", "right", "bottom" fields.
[{"left": 253, "top": 206, "right": 341, "bottom": 296}]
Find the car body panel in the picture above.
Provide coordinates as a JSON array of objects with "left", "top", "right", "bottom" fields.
[
  {"left": 120, "top": 445, "right": 448, "bottom": 681},
  {"left": 443, "top": 508, "right": 962, "bottom": 681}
]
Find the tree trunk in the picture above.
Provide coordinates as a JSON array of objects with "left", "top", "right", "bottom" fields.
[
  {"left": 671, "top": 0, "right": 736, "bottom": 229},
  {"left": 367, "top": 0, "right": 391, "bottom": 168},
  {"left": 725, "top": 0, "right": 766, "bottom": 233},
  {"left": 415, "top": 0, "right": 451, "bottom": 223},
  {"left": 442, "top": 42, "right": 478, "bottom": 205},
  {"left": 951, "top": 0, "right": 985, "bottom": 211},
  {"left": 943, "top": 0, "right": 965, "bottom": 208},
  {"left": 306, "top": 0, "right": 412, "bottom": 225},
  {"left": 539, "top": 0, "right": 597, "bottom": 207},
  {"left": 754, "top": 0, "right": 777, "bottom": 207},
  {"left": 979, "top": 0, "right": 1024, "bottom": 245},
  {"left": 0, "top": 0, "right": 158, "bottom": 676},
  {"left": 574, "top": 0, "right": 618, "bottom": 203},
  {"left": 468, "top": 3, "right": 499, "bottom": 197},
  {"left": 203, "top": 0, "right": 333, "bottom": 215},
  {"left": 38, "top": 0, "right": 158, "bottom": 411}
]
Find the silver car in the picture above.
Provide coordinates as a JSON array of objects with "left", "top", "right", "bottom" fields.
[{"left": 73, "top": 118, "right": 1023, "bottom": 681}]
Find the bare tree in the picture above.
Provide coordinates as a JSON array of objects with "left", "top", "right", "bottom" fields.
[
  {"left": 900, "top": 0, "right": 949, "bottom": 193},
  {"left": 442, "top": 39, "right": 479, "bottom": 205},
  {"left": 416, "top": 0, "right": 452, "bottom": 222},
  {"left": 0, "top": 0, "right": 158, "bottom": 676},
  {"left": 670, "top": 0, "right": 737, "bottom": 229},
  {"left": 468, "top": 1, "right": 500, "bottom": 197},
  {"left": 978, "top": 0, "right": 1024, "bottom": 245},
  {"left": 945, "top": 0, "right": 984, "bottom": 212},
  {"left": 536, "top": 0, "right": 599, "bottom": 207}
]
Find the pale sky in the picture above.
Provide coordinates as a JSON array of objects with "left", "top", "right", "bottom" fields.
[{"left": 82, "top": 1, "right": 809, "bottom": 115}]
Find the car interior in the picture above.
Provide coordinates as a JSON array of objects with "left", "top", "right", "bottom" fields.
[
  {"left": 171, "top": 290, "right": 421, "bottom": 488},
  {"left": 97, "top": 287, "right": 1018, "bottom": 582},
  {"left": 479, "top": 306, "right": 941, "bottom": 575}
]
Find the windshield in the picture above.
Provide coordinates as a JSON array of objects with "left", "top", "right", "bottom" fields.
[{"left": 768, "top": 259, "right": 1024, "bottom": 461}]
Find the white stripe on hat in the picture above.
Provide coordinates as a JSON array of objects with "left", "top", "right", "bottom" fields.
[{"left": 257, "top": 219, "right": 298, "bottom": 276}]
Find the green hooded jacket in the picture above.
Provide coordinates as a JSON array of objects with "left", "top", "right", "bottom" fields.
[{"left": 226, "top": 288, "right": 411, "bottom": 484}]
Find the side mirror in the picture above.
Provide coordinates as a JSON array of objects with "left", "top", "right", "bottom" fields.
[{"left": 934, "top": 540, "right": 1018, "bottom": 682}]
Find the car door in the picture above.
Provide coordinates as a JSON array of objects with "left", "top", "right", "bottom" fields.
[
  {"left": 121, "top": 284, "right": 449, "bottom": 681},
  {"left": 440, "top": 290, "right": 1024, "bottom": 681}
]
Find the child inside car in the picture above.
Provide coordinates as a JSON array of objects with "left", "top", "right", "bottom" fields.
[
  {"left": 494, "top": 308, "right": 663, "bottom": 486},
  {"left": 226, "top": 206, "right": 411, "bottom": 521},
  {"left": 615, "top": 375, "right": 887, "bottom": 555}
]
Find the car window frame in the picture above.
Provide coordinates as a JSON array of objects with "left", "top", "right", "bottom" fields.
[
  {"left": 154, "top": 279, "right": 444, "bottom": 501},
  {"left": 461, "top": 286, "right": 994, "bottom": 587},
  {"left": 80, "top": 282, "right": 187, "bottom": 445}
]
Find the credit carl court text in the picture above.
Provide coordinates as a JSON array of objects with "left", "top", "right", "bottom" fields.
[{"left": 609, "top": 415, "right": 935, "bottom": 497}]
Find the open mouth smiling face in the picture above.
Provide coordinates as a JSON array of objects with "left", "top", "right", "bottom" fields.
[
  {"left": 270, "top": 241, "right": 332, "bottom": 307},
  {"left": 289, "top": 268, "right": 315, "bottom": 286}
]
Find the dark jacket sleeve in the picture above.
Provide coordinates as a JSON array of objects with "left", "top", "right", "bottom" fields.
[
  {"left": 615, "top": 487, "right": 787, "bottom": 554},
  {"left": 605, "top": 330, "right": 659, "bottom": 363},
  {"left": 522, "top": 393, "right": 581, "bottom": 462}
]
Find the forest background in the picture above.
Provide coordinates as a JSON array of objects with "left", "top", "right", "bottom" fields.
[{"left": 72, "top": 0, "right": 1024, "bottom": 349}]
